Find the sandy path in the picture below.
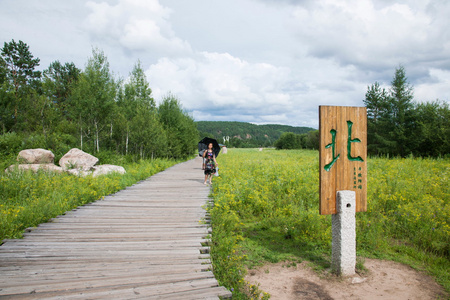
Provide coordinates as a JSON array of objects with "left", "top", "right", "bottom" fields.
[{"left": 246, "top": 258, "right": 448, "bottom": 300}]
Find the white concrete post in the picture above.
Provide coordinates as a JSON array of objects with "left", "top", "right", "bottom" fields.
[{"left": 331, "top": 190, "right": 356, "bottom": 276}]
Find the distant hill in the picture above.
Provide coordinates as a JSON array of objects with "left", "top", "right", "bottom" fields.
[{"left": 196, "top": 121, "right": 316, "bottom": 147}]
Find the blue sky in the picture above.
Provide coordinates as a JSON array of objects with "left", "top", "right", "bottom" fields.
[{"left": 1, "top": 0, "right": 449, "bottom": 128}]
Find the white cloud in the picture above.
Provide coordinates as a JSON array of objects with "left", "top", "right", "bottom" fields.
[
  {"left": 1, "top": 0, "right": 449, "bottom": 128},
  {"left": 290, "top": 0, "right": 448, "bottom": 73},
  {"left": 146, "top": 52, "right": 294, "bottom": 121},
  {"left": 145, "top": 49, "right": 369, "bottom": 128},
  {"left": 85, "top": 0, "right": 191, "bottom": 56},
  {"left": 415, "top": 68, "right": 450, "bottom": 102}
]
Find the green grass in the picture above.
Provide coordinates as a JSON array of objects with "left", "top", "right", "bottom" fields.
[
  {"left": 1, "top": 149, "right": 448, "bottom": 299},
  {"left": 208, "top": 148, "right": 449, "bottom": 299},
  {"left": 0, "top": 157, "right": 183, "bottom": 241}
]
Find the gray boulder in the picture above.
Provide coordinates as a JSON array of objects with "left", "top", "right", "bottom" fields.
[
  {"left": 92, "top": 165, "right": 126, "bottom": 177},
  {"left": 5, "top": 148, "right": 126, "bottom": 177},
  {"left": 66, "top": 165, "right": 126, "bottom": 177},
  {"left": 17, "top": 149, "right": 55, "bottom": 164},
  {"left": 65, "top": 168, "right": 91, "bottom": 177},
  {"left": 6, "top": 163, "right": 63, "bottom": 173},
  {"left": 59, "top": 148, "right": 99, "bottom": 170}
]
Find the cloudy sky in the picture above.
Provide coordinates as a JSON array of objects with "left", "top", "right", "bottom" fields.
[{"left": 1, "top": 0, "right": 449, "bottom": 128}]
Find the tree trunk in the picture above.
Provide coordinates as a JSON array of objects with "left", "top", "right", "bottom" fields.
[
  {"left": 80, "top": 126, "right": 83, "bottom": 150},
  {"left": 126, "top": 130, "right": 129, "bottom": 155},
  {"left": 95, "top": 123, "right": 100, "bottom": 152}
]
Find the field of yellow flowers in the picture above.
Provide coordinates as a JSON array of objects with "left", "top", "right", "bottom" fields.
[
  {"left": 0, "top": 158, "right": 179, "bottom": 240},
  {"left": 209, "top": 148, "right": 449, "bottom": 299}
]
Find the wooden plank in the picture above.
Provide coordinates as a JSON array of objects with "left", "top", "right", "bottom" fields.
[
  {"left": 1, "top": 264, "right": 210, "bottom": 280},
  {"left": 0, "top": 271, "right": 217, "bottom": 295},
  {"left": 0, "top": 257, "right": 212, "bottom": 267},
  {"left": 10, "top": 279, "right": 231, "bottom": 300},
  {"left": 2, "top": 239, "right": 208, "bottom": 247},
  {"left": 319, "top": 106, "right": 367, "bottom": 215},
  {"left": 0, "top": 157, "right": 231, "bottom": 299},
  {"left": 22, "top": 227, "right": 209, "bottom": 234}
]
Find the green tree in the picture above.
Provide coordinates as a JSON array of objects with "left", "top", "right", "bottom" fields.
[
  {"left": 196, "top": 121, "right": 315, "bottom": 148},
  {"left": 0, "top": 55, "right": 6, "bottom": 84},
  {"left": 414, "top": 100, "right": 450, "bottom": 156},
  {"left": 388, "top": 65, "right": 415, "bottom": 156},
  {"left": 158, "top": 94, "right": 198, "bottom": 158},
  {"left": 35, "top": 61, "right": 82, "bottom": 138},
  {"left": 363, "top": 81, "right": 391, "bottom": 155},
  {"left": 305, "top": 130, "right": 319, "bottom": 150},
  {"left": 124, "top": 60, "right": 155, "bottom": 109},
  {"left": 43, "top": 61, "right": 81, "bottom": 116},
  {"left": 129, "top": 107, "right": 167, "bottom": 159},
  {"left": 69, "top": 48, "right": 116, "bottom": 152},
  {"left": 116, "top": 61, "right": 157, "bottom": 155},
  {"left": 0, "top": 56, "right": 14, "bottom": 133},
  {"left": 0, "top": 40, "right": 41, "bottom": 130},
  {"left": 364, "top": 66, "right": 416, "bottom": 156},
  {"left": 274, "top": 132, "right": 302, "bottom": 149}
]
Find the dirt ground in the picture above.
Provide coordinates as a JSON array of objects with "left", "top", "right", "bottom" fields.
[{"left": 245, "top": 258, "right": 448, "bottom": 300}]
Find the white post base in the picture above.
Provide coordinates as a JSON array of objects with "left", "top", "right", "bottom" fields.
[{"left": 331, "top": 190, "right": 356, "bottom": 276}]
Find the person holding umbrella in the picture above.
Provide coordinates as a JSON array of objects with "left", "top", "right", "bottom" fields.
[
  {"left": 202, "top": 142, "right": 218, "bottom": 185},
  {"left": 198, "top": 137, "right": 221, "bottom": 159}
]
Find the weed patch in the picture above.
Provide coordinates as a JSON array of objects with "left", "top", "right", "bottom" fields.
[
  {"left": 0, "top": 158, "right": 181, "bottom": 241},
  {"left": 209, "top": 149, "right": 449, "bottom": 298}
]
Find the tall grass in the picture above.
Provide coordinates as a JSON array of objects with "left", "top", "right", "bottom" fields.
[
  {"left": 0, "top": 158, "right": 181, "bottom": 241},
  {"left": 209, "top": 148, "right": 449, "bottom": 299}
]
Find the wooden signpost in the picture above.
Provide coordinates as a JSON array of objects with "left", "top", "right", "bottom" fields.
[
  {"left": 319, "top": 105, "right": 367, "bottom": 275},
  {"left": 319, "top": 106, "right": 367, "bottom": 215}
]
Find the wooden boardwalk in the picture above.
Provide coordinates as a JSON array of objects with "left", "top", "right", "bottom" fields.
[{"left": 0, "top": 157, "right": 232, "bottom": 299}]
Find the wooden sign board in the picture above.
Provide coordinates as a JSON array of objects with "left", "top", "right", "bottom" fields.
[{"left": 319, "top": 106, "right": 367, "bottom": 215}]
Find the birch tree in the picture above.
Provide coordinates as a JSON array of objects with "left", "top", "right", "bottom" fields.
[
  {"left": 117, "top": 61, "right": 155, "bottom": 155},
  {"left": 69, "top": 48, "right": 116, "bottom": 152}
]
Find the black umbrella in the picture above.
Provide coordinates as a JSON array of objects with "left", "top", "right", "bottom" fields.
[{"left": 198, "top": 137, "right": 221, "bottom": 158}]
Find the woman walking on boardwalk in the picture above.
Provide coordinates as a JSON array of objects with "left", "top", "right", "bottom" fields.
[{"left": 202, "top": 142, "right": 218, "bottom": 184}]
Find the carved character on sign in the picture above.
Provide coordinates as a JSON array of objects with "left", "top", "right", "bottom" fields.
[{"left": 324, "top": 121, "right": 364, "bottom": 172}]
